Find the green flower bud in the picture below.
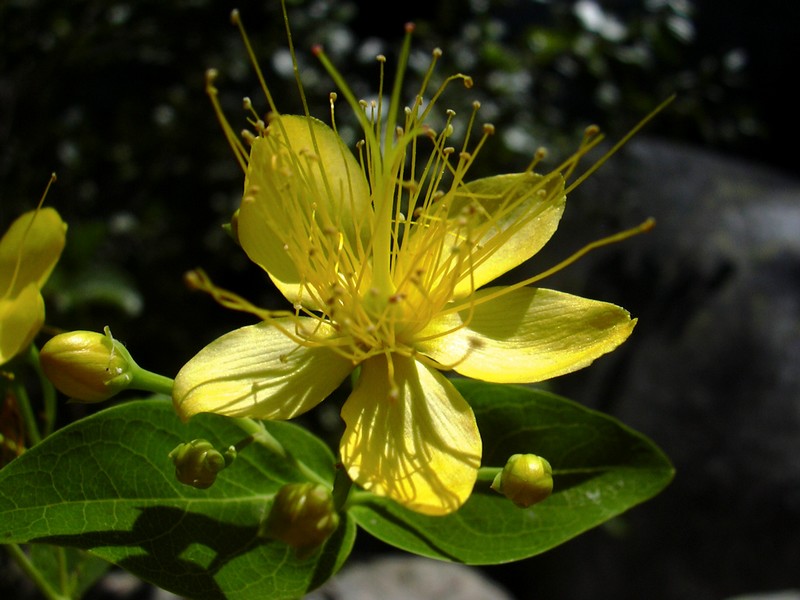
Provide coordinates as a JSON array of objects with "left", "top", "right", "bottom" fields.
[
  {"left": 169, "top": 439, "right": 233, "bottom": 489},
  {"left": 40, "top": 328, "right": 135, "bottom": 403},
  {"left": 491, "top": 454, "right": 553, "bottom": 508},
  {"left": 260, "top": 482, "right": 340, "bottom": 557}
]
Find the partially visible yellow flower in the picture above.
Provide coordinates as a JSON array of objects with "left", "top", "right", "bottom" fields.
[
  {"left": 173, "top": 11, "right": 646, "bottom": 515},
  {"left": 0, "top": 178, "right": 67, "bottom": 365}
]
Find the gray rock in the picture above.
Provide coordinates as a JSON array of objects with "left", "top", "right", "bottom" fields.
[
  {"left": 498, "top": 138, "right": 800, "bottom": 599},
  {"left": 307, "top": 555, "right": 513, "bottom": 600}
]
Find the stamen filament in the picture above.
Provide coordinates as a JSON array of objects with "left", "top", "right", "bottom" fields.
[{"left": 441, "top": 218, "right": 656, "bottom": 316}]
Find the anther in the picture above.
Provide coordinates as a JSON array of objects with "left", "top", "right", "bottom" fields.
[
  {"left": 483, "top": 123, "right": 495, "bottom": 135},
  {"left": 241, "top": 130, "right": 257, "bottom": 145},
  {"left": 183, "top": 270, "right": 204, "bottom": 291},
  {"left": 446, "top": 109, "right": 456, "bottom": 117},
  {"left": 584, "top": 124, "right": 600, "bottom": 138},
  {"left": 472, "top": 100, "right": 481, "bottom": 110},
  {"left": 311, "top": 44, "right": 323, "bottom": 57},
  {"left": 376, "top": 54, "right": 386, "bottom": 63},
  {"left": 389, "top": 292, "right": 406, "bottom": 304},
  {"left": 432, "top": 48, "right": 443, "bottom": 58},
  {"left": 205, "top": 69, "right": 219, "bottom": 86},
  {"left": 463, "top": 76, "right": 474, "bottom": 89},
  {"left": 230, "top": 9, "right": 240, "bottom": 25},
  {"left": 329, "top": 92, "right": 337, "bottom": 102},
  {"left": 242, "top": 97, "right": 253, "bottom": 111},
  {"left": 405, "top": 22, "right": 415, "bottom": 34}
]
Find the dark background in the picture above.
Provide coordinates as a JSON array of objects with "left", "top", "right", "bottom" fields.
[{"left": 2, "top": 1, "right": 799, "bottom": 598}]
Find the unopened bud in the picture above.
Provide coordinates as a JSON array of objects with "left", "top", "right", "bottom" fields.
[
  {"left": 260, "top": 482, "right": 339, "bottom": 557},
  {"left": 40, "top": 328, "right": 135, "bottom": 403},
  {"left": 169, "top": 439, "right": 233, "bottom": 489},
  {"left": 491, "top": 454, "right": 553, "bottom": 508}
]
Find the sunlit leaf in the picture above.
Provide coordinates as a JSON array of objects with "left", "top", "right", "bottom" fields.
[
  {"left": 0, "top": 398, "right": 355, "bottom": 600},
  {"left": 349, "top": 379, "right": 673, "bottom": 564}
]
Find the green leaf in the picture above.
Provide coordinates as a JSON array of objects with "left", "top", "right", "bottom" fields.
[
  {"left": 350, "top": 380, "right": 673, "bottom": 564},
  {"left": 0, "top": 399, "right": 356, "bottom": 600}
]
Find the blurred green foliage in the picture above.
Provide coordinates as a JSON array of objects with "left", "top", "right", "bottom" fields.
[{"left": 0, "top": 0, "right": 769, "bottom": 404}]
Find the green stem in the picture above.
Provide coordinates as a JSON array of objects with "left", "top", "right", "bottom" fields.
[
  {"left": 56, "top": 546, "right": 69, "bottom": 596},
  {"left": 27, "top": 344, "right": 57, "bottom": 438},
  {"left": 4, "top": 544, "right": 69, "bottom": 600},
  {"left": 231, "top": 418, "right": 329, "bottom": 487},
  {"left": 11, "top": 378, "right": 41, "bottom": 446},
  {"left": 130, "top": 368, "right": 174, "bottom": 396}
]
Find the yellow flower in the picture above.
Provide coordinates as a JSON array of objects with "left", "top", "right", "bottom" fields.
[
  {"left": 173, "top": 13, "right": 643, "bottom": 515},
  {"left": 1, "top": 178, "right": 67, "bottom": 365}
]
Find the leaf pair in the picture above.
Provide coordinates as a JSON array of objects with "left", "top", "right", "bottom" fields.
[{"left": 0, "top": 381, "right": 673, "bottom": 599}]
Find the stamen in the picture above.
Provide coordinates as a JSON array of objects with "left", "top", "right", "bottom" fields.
[{"left": 442, "top": 218, "right": 657, "bottom": 316}]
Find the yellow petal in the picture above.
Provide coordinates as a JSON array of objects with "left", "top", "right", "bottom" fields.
[
  {"left": 238, "top": 115, "right": 372, "bottom": 307},
  {"left": 0, "top": 284, "right": 44, "bottom": 364},
  {"left": 396, "top": 172, "right": 565, "bottom": 301},
  {"left": 416, "top": 286, "right": 636, "bottom": 383},
  {"left": 340, "top": 354, "right": 481, "bottom": 516},
  {"left": 173, "top": 318, "right": 353, "bottom": 420},
  {"left": 0, "top": 207, "right": 67, "bottom": 297}
]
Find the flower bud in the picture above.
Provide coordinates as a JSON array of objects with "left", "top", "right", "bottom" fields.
[
  {"left": 169, "top": 439, "right": 231, "bottom": 489},
  {"left": 259, "top": 482, "right": 340, "bottom": 557},
  {"left": 491, "top": 454, "right": 553, "bottom": 508},
  {"left": 40, "top": 329, "right": 135, "bottom": 403}
]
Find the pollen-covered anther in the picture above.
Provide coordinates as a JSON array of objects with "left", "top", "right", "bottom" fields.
[
  {"left": 483, "top": 123, "right": 495, "bottom": 135},
  {"left": 585, "top": 124, "right": 601, "bottom": 137},
  {"left": 461, "top": 203, "right": 478, "bottom": 216},
  {"left": 459, "top": 151, "right": 472, "bottom": 161},
  {"left": 463, "top": 76, "right": 474, "bottom": 89},
  {"left": 376, "top": 54, "right": 386, "bottom": 63},
  {"left": 443, "top": 147, "right": 455, "bottom": 157},
  {"left": 472, "top": 101, "right": 481, "bottom": 110},
  {"left": 401, "top": 179, "right": 418, "bottom": 193},
  {"left": 242, "top": 97, "right": 253, "bottom": 111},
  {"left": 432, "top": 47, "right": 442, "bottom": 58},
  {"left": 183, "top": 270, "right": 204, "bottom": 291},
  {"left": 205, "top": 68, "right": 219, "bottom": 87},
  {"left": 387, "top": 386, "right": 400, "bottom": 402},
  {"left": 422, "top": 125, "right": 437, "bottom": 140},
  {"left": 241, "top": 130, "right": 257, "bottom": 145},
  {"left": 229, "top": 8, "right": 240, "bottom": 25}
]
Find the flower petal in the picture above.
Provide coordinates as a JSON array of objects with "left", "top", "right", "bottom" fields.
[
  {"left": 0, "top": 208, "right": 67, "bottom": 297},
  {"left": 238, "top": 115, "right": 372, "bottom": 307},
  {"left": 416, "top": 286, "right": 636, "bottom": 383},
  {"left": 396, "top": 172, "right": 565, "bottom": 302},
  {"left": 340, "top": 354, "right": 481, "bottom": 515},
  {"left": 173, "top": 318, "right": 353, "bottom": 421},
  {"left": 0, "top": 284, "right": 44, "bottom": 365}
]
